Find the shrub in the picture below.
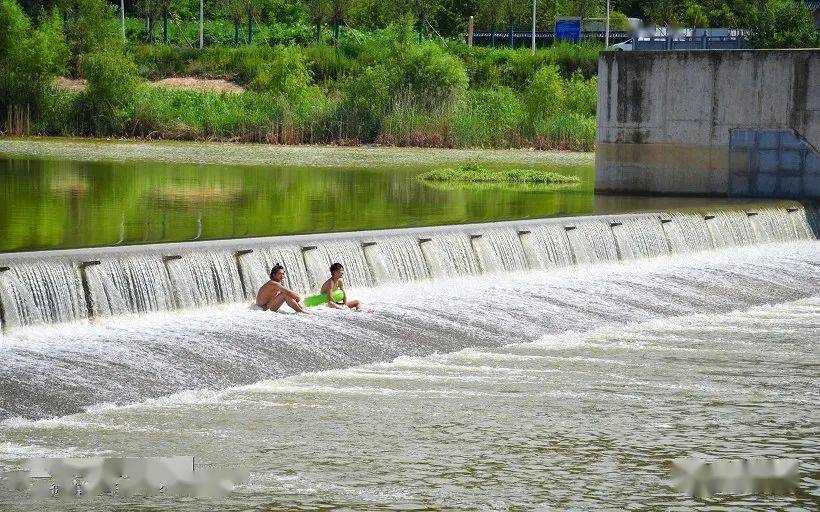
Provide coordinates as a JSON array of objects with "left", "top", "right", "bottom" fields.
[
  {"left": 525, "top": 64, "right": 566, "bottom": 121},
  {"left": 131, "top": 86, "right": 286, "bottom": 140},
  {"left": 79, "top": 51, "right": 140, "bottom": 135},
  {"left": 531, "top": 113, "right": 596, "bottom": 151},
  {"left": 337, "top": 66, "right": 394, "bottom": 140},
  {"left": 448, "top": 41, "right": 602, "bottom": 91},
  {"left": 378, "top": 94, "right": 451, "bottom": 147},
  {"left": 35, "top": 87, "right": 80, "bottom": 135},
  {"left": 451, "top": 87, "right": 525, "bottom": 148},
  {"left": 302, "top": 43, "right": 361, "bottom": 82},
  {"left": 251, "top": 46, "right": 313, "bottom": 98},
  {"left": 131, "top": 45, "right": 195, "bottom": 79},
  {"left": 0, "top": 1, "right": 69, "bottom": 129},
  {"left": 564, "top": 70, "right": 597, "bottom": 117}
]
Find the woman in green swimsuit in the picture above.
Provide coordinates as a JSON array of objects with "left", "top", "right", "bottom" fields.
[{"left": 303, "top": 262, "right": 362, "bottom": 310}]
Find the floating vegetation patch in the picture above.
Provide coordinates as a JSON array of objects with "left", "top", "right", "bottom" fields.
[{"left": 418, "top": 163, "right": 582, "bottom": 190}]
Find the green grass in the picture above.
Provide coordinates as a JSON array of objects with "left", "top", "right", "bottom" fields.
[{"left": 418, "top": 163, "right": 581, "bottom": 186}]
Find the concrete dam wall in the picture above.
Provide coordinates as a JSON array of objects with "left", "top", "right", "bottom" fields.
[
  {"left": 595, "top": 49, "right": 820, "bottom": 198},
  {"left": 0, "top": 204, "right": 816, "bottom": 332}
]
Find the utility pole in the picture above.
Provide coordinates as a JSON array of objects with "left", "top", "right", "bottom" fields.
[
  {"left": 605, "top": 0, "right": 610, "bottom": 47},
  {"left": 531, "top": 0, "right": 536, "bottom": 54},
  {"left": 199, "top": 0, "right": 204, "bottom": 48},
  {"left": 120, "top": 0, "right": 125, "bottom": 40}
]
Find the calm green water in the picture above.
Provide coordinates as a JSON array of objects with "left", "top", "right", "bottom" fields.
[{"left": 0, "top": 141, "right": 770, "bottom": 253}]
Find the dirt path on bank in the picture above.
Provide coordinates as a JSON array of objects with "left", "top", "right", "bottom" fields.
[{"left": 54, "top": 77, "right": 245, "bottom": 94}]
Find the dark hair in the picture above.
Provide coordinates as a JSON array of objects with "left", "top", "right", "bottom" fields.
[
  {"left": 329, "top": 262, "right": 343, "bottom": 274},
  {"left": 270, "top": 264, "right": 284, "bottom": 279}
]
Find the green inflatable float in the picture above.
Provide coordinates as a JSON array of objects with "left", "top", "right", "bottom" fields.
[{"left": 303, "top": 288, "right": 345, "bottom": 307}]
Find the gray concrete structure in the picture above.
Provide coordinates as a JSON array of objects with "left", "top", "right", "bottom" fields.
[{"left": 595, "top": 49, "right": 820, "bottom": 198}]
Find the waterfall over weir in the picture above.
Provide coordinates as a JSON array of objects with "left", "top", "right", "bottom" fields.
[{"left": 0, "top": 205, "right": 816, "bottom": 333}]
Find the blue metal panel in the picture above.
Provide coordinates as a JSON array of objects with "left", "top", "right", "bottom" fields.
[
  {"left": 731, "top": 129, "right": 756, "bottom": 149},
  {"left": 728, "top": 128, "right": 820, "bottom": 199},
  {"left": 555, "top": 19, "right": 581, "bottom": 42},
  {"left": 755, "top": 173, "right": 777, "bottom": 195},
  {"left": 781, "top": 131, "right": 802, "bottom": 148},
  {"left": 758, "top": 150, "right": 780, "bottom": 172},
  {"left": 758, "top": 131, "right": 780, "bottom": 149},
  {"left": 781, "top": 176, "right": 802, "bottom": 195},
  {"left": 781, "top": 150, "right": 803, "bottom": 173}
]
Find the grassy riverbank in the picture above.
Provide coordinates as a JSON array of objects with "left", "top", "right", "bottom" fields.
[
  {"left": 0, "top": 137, "right": 595, "bottom": 167},
  {"left": 2, "top": 0, "right": 599, "bottom": 151}
]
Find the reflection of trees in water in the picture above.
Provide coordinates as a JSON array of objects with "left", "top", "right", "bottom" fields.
[{"left": 0, "top": 158, "right": 595, "bottom": 252}]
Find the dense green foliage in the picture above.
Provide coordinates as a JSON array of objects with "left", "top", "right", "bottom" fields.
[
  {"left": 0, "top": 0, "right": 68, "bottom": 124},
  {"left": 3, "top": 0, "right": 817, "bottom": 149},
  {"left": 745, "top": 0, "right": 819, "bottom": 49},
  {"left": 419, "top": 163, "right": 581, "bottom": 185},
  {"left": 4, "top": 0, "right": 602, "bottom": 149}
]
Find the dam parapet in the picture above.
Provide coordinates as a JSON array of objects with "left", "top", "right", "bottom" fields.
[
  {"left": 596, "top": 49, "right": 820, "bottom": 198},
  {"left": 0, "top": 204, "right": 817, "bottom": 332}
]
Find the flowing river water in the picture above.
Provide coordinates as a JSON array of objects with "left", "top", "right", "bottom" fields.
[
  {"left": 0, "top": 141, "right": 818, "bottom": 510},
  {"left": 0, "top": 223, "right": 818, "bottom": 509}
]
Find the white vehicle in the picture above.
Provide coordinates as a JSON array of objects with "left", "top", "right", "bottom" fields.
[{"left": 609, "top": 38, "right": 634, "bottom": 51}]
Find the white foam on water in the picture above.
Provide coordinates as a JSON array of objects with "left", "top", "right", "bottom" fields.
[
  {"left": 376, "top": 236, "right": 431, "bottom": 283},
  {"left": 86, "top": 255, "right": 174, "bottom": 315},
  {"left": 0, "top": 231, "right": 817, "bottom": 421},
  {"left": 239, "top": 244, "right": 310, "bottom": 296},
  {"left": 303, "top": 240, "right": 375, "bottom": 290},
  {"left": 706, "top": 210, "right": 757, "bottom": 248},
  {"left": 662, "top": 213, "right": 714, "bottom": 253},
  {"left": 0, "top": 206, "right": 815, "bottom": 332},
  {"left": 565, "top": 219, "right": 620, "bottom": 264}
]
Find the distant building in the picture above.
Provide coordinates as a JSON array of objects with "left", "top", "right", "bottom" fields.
[{"left": 581, "top": 17, "right": 642, "bottom": 32}]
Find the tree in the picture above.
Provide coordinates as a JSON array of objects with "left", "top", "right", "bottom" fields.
[
  {"left": 609, "top": 10, "right": 629, "bottom": 30},
  {"left": 745, "top": 0, "right": 819, "bottom": 48},
  {"left": 565, "top": 0, "right": 604, "bottom": 20},
  {"left": 475, "top": 0, "right": 504, "bottom": 45},
  {"left": 682, "top": 0, "right": 709, "bottom": 31},
  {"left": 223, "top": 0, "right": 246, "bottom": 44},
  {"left": 330, "top": 0, "right": 349, "bottom": 40},
  {"left": 643, "top": 0, "right": 679, "bottom": 27},
  {"left": 135, "top": 0, "right": 166, "bottom": 43},
  {"left": 57, "top": 0, "right": 121, "bottom": 72},
  {"left": 410, "top": 0, "right": 442, "bottom": 43},
  {"left": 307, "top": 0, "right": 329, "bottom": 42},
  {"left": 0, "top": 0, "right": 69, "bottom": 129},
  {"left": 500, "top": 0, "right": 528, "bottom": 45}
]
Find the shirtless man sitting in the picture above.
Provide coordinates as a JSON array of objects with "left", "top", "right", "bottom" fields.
[
  {"left": 320, "top": 263, "right": 362, "bottom": 311},
  {"left": 256, "top": 264, "right": 308, "bottom": 313}
]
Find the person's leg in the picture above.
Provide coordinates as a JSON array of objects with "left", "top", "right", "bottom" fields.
[
  {"left": 285, "top": 296, "right": 309, "bottom": 313},
  {"left": 265, "top": 292, "right": 288, "bottom": 312},
  {"left": 345, "top": 299, "right": 362, "bottom": 311}
]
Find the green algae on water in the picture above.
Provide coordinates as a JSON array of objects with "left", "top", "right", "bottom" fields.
[{"left": 418, "top": 163, "right": 582, "bottom": 187}]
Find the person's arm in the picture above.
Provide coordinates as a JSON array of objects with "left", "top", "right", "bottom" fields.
[{"left": 272, "top": 281, "right": 300, "bottom": 301}]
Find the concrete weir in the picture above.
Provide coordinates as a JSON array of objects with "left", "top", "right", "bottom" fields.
[
  {"left": 595, "top": 49, "right": 820, "bottom": 198},
  {"left": 0, "top": 204, "right": 817, "bottom": 332}
]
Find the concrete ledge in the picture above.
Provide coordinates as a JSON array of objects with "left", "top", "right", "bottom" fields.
[{"left": 596, "top": 49, "right": 820, "bottom": 198}]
